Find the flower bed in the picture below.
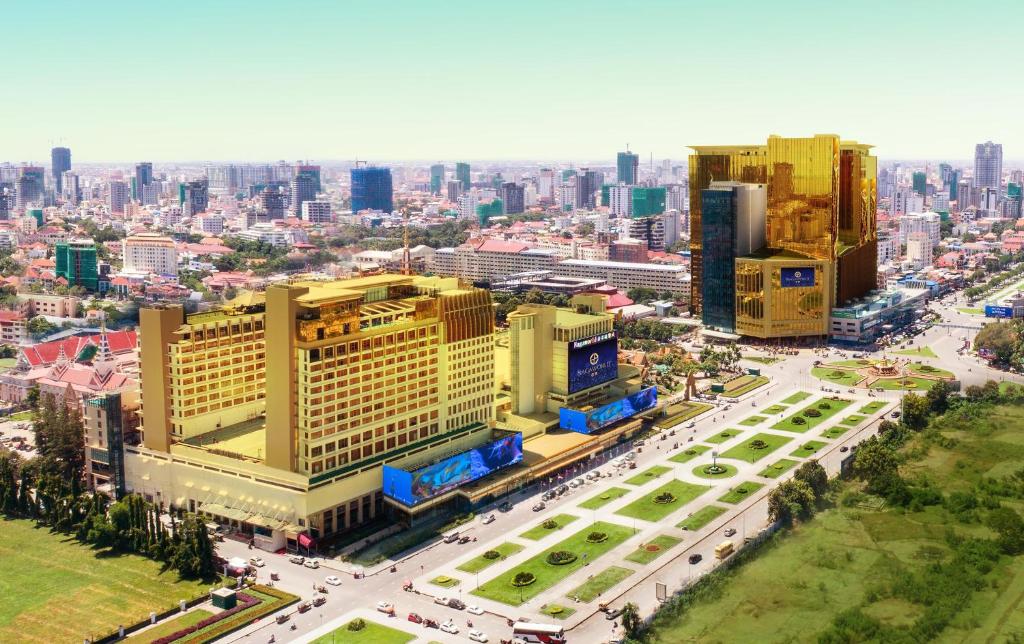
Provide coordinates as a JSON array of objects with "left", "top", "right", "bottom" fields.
[
  {"left": 151, "top": 593, "right": 259, "bottom": 644},
  {"left": 184, "top": 585, "right": 298, "bottom": 644},
  {"left": 749, "top": 439, "right": 768, "bottom": 450},
  {"left": 546, "top": 550, "right": 578, "bottom": 566}
]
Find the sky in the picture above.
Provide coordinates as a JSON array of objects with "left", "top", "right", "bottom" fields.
[{"left": 3, "top": 0, "right": 1023, "bottom": 163}]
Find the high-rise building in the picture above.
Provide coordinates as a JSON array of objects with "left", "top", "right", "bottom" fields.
[
  {"left": 537, "top": 168, "right": 555, "bottom": 203},
  {"left": 51, "top": 147, "right": 71, "bottom": 194},
  {"left": 891, "top": 186, "right": 923, "bottom": 216},
  {"left": 290, "top": 173, "right": 317, "bottom": 216},
  {"left": 912, "top": 171, "right": 927, "bottom": 196},
  {"left": 575, "top": 169, "right": 603, "bottom": 210},
  {"left": 135, "top": 162, "right": 154, "bottom": 203},
  {"left": 55, "top": 238, "right": 100, "bottom": 291},
  {"left": 446, "top": 180, "right": 463, "bottom": 203},
  {"left": 632, "top": 187, "right": 666, "bottom": 218},
  {"left": 108, "top": 180, "right": 130, "bottom": 214},
  {"left": 430, "top": 164, "right": 445, "bottom": 195},
  {"left": 617, "top": 151, "right": 639, "bottom": 185},
  {"left": 295, "top": 164, "right": 322, "bottom": 194},
  {"left": 948, "top": 170, "right": 960, "bottom": 202},
  {"left": 974, "top": 141, "right": 1003, "bottom": 191},
  {"left": 606, "top": 184, "right": 632, "bottom": 217},
  {"left": 956, "top": 180, "right": 973, "bottom": 210},
  {"left": 456, "top": 162, "right": 471, "bottom": 192},
  {"left": 457, "top": 193, "right": 479, "bottom": 220},
  {"left": 351, "top": 167, "right": 393, "bottom": 213},
  {"left": 15, "top": 166, "right": 45, "bottom": 213},
  {"left": 260, "top": 183, "right": 287, "bottom": 220},
  {"left": 182, "top": 179, "right": 209, "bottom": 217},
  {"left": 499, "top": 183, "right": 525, "bottom": 214}
]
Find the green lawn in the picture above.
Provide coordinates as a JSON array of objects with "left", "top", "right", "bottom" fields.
[
  {"left": 719, "top": 433, "right": 793, "bottom": 463},
  {"left": 758, "top": 458, "right": 799, "bottom": 478},
  {"left": 718, "top": 481, "right": 765, "bottom": 504},
  {"left": 790, "top": 440, "right": 828, "bottom": 458},
  {"left": 457, "top": 542, "right": 525, "bottom": 573},
  {"left": 743, "top": 356, "right": 780, "bottom": 365},
  {"left": 656, "top": 401, "right": 714, "bottom": 429},
  {"left": 839, "top": 414, "right": 867, "bottom": 426},
  {"left": 566, "top": 566, "right": 635, "bottom": 603},
  {"left": 691, "top": 463, "right": 738, "bottom": 479},
  {"left": 5, "top": 410, "right": 33, "bottom": 422},
  {"left": 780, "top": 391, "right": 812, "bottom": 404},
  {"left": 520, "top": 514, "right": 579, "bottom": 540},
  {"left": 578, "top": 487, "right": 630, "bottom": 510},
  {"left": 811, "top": 367, "right": 864, "bottom": 387},
  {"left": 472, "top": 521, "right": 633, "bottom": 606},
  {"left": 957, "top": 307, "right": 983, "bottom": 315},
  {"left": 669, "top": 444, "right": 710, "bottom": 463},
  {"left": 906, "top": 363, "right": 954, "bottom": 378},
  {"left": 893, "top": 346, "right": 938, "bottom": 358},
  {"left": 871, "top": 377, "right": 938, "bottom": 391},
  {"left": 822, "top": 425, "right": 852, "bottom": 440},
  {"left": 828, "top": 359, "right": 873, "bottom": 368},
  {"left": 430, "top": 575, "right": 460, "bottom": 588},
  {"left": 858, "top": 401, "right": 887, "bottom": 414},
  {"left": 625, "top": 535, "right": 683, "bottom": 564},
  {"left": 772, "top": 398, "right": 853, "bottom": 433},
  {"left": 0, "top": 519, "right": 222, "bottom": 644},
  {"left": 738, "top": 416, "right": 767, "bottom": 426},
  {"left": 677, "top": 505, "right": 728, "bottom": 531},
  {"left": 132, "top": 609, "right": 213, "bottom": 643},
  {"left": 540, "top": 604, "right": 576, "bottom": 620},
  {"left": 722, "top": 375, "right": 769, "bottom": 398},
  {"left": 705, "top": 428, "right": 742, "bottom": 444},
  {"left": 624, "top": 465, "right": 672, "bottom": 486},
  {"left": 312, "top": 620, "right": 415, "bottom": 644},
  {"left": 616, "top": 480, "right": 708, "bottom": 522},
  {"left": 763, "top": 404, "right": 789, "bottom": 414}
]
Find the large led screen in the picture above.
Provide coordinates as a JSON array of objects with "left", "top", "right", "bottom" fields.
[
  {"left": 568, "top": 331, "right": 618, "bottom": 393},
  {"left": 382, "top": 433, "right": 524, "bottom": 507},
  {"left": 559, "top": 386, "right": 658, "bottom": 434},
  {"left": 780, "top": 267, "right": 815, "bottom": 288}
]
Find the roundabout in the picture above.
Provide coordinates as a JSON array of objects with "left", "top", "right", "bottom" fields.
[{"left": 810, "top": 357, "right": 956, "bottom": 390}]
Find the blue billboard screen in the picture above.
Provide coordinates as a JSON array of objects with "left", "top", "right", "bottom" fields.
[
  {"left": 559, "top": 387, "right": 658, "bottom": 434},
  {"left": 780, "top": 267, "right": 815, "bottom": 288},
  {"left": 568, "top": 332, "right": 618, "bottom": 393},
  {"left": 382, "top": 434, "right": 524, "bottom": 507},
  {"left": 985, "top": 305, "right": 1014, "bottom": 319}
]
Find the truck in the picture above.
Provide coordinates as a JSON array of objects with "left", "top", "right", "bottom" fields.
[{"left": 714, "top": 540, "right": 734, "bottom": 560}]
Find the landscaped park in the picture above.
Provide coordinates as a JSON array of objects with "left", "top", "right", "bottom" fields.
[{"left": 811, "top": 357, "right": 955, "bottom": 391}]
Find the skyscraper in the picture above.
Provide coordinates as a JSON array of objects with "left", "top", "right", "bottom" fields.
[
  {"left": 15, "top": 168, "right": 44, "bottom": 213},
  {"left": 456, "top": 162, "right": 471, "bottom": 191},
  {"left": 108, "top": 180, "right": 130, "bottom": 214},
  {"left": 182, "top": 179, "right": 209, "bottom": 217},
  {"left": 974, "top": 141, "right": 1003, "bottom": 191},
  {"left": 135, "top": 162, "right": 154, "bottom": 203},
  {"left": 295, "top": 164, "right": 322, "bottom": 194},
  {"left": 912, "top": 171, "right": 927, "bottom": 196},
  {"left": 51, "top": 147, "right": 71, "bottom": 194},
  {"left": 290, "top": 173, "right": 317, "bottom": 216},
  {"left": 617, "top": 151, "right": 639, "bottom": 185},
  {"left": 351, "top": 166, "right": 393, "bottom": 213},
  {"left": 62, "top": 172, "right": 81, "bottom": 205},
  {"left": 575, "top": 169, "right": 603, "bottom": 209},
  {"left": 499, "top": 182, "right": 524, "bottom": 214},
  {"left": 430, "top": 164, "right": 445, "bottom": 195}
]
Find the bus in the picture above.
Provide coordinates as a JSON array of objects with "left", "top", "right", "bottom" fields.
[
  {"left": 715, "top": 539, "right": 734, "bottom": 559},
  {"left": 512, "top": 622, "right": 567, "bottom": 643}
]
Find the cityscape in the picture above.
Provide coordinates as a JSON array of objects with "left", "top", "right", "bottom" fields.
[{"left": 3, "top": 3, "right": 1024, "bottom": 644}]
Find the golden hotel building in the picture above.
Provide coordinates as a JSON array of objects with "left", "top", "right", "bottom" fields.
[{"left": 130, "top": 275, "right": 496, "bottom": 548}]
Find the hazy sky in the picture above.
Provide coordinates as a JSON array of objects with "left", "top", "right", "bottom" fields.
[{"left": 3, "top": 0, "right": 1022, "bottom": 163}]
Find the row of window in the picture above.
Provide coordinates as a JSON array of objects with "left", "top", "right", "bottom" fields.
[{"left": 306, "top": 422, "right": 440, "bottom": 474}]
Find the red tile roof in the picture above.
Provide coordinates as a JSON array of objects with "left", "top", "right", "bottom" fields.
[{"left": 21, "top": 330, "right": 137, "bottom": 367}]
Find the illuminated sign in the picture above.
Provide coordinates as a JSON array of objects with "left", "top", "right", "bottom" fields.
[
  {"left": 985, "top": 305, "right": 1014, "bottom": 319},
  {"left": 780, "top": 267, "right": 815, "bottom": 288},
  {"left": 559, "top": 387, "right": 658, "bottom": 434},
  {"left": 568, "top": 332, "right": 618, "bottom": 393}
]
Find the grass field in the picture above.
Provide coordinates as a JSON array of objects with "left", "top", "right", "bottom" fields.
[
  {"left": 821, "top": 425, "right": 852, "bottom": 440},
  {"left": 578, "top": 487, "right": 630, "bottom": 510},
  {"left": 790, "top": 440, "right": 827, "bottom": 458},
  {"left": 520, "top": 514, "right": 579, "bottom": 540},
  {"left": 131, "top": 610, "right": 213, "bottom": 643},
  {"left": 0, "top": 519, "right": 220, "bottom": 644},
  {"left": 763, "top": 404, "right": 789, "bottom": 414},
  {"left": 893, "top": 346, "right": 938, "bottom": 358},
  {"left": 811, "top": 367, "right": 864, "bottom": 387},
  {"left": 616, "top": 480, "right": 707, "bottom": 522},
  {"left": 906, "top": 362, "right": 955, "bottom": 378},
  {"left": 872, "top": 376, "right": 938, "bottom": 391},
  {"left": 738, "top": 416, "right": 767, "bottom": 426},
  {"left": 718, "top": 481, "right": 765, "bottom": 504},
  {"left": 472, "top": 521, "right": 632, "bottom": 606},
  {"left": 656, "top": 401, "right": 715, "bottom": 429},
  {"left": 839, "top": 414, "right": 866, "bottom": 426},
  {"left": 312, "top": 620, "right": 415, "bottom": 644},
  {"left": 566, "top": 566, "right": 634, "bottom": 603},
  {"left": 758, "top": 458, "right": 799, "bottom": 478},
  {"left": 772, "top": 398, "right": 853, "bottom": 433},
  {"left": 780, "top": 391, "right": 812, "bottom": 404},
  {"left": 858, "top": 401, "right": 887, "bottom": 414},
  {"left": 677, "top": 505, "right": 728, "bottom": 531},
  {"left": 721, "top": 375, "right": 769, "bottom": 398},
  {"left": 457, "top": 542, "right": 525, "bottom": 573},
  {"left": 625, "top": 535, "right": 683, "bottom": 564},
  {"left": 669, "top": 444, "right": 710, "bottom": 464},
  {"left": 624, "top": 465, "right": 672, "bottom": 486},
  {"left": 957, "top": 307, "right": 983, "bottom": 315},
  {"left": 691, "top": 463, "right": 738, "bottom": 479},
  {"left": 719, "top": 433, "right": 793, "bottom": 463},
  {"left": 705, "top": 428, "right": 742, "bottom": 444}
]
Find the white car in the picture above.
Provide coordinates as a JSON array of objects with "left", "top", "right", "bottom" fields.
[
  {"left": 303, "top": 559, "right": 319, "bottom": 569},
  {"left": 376, "top": 600, "right": 394, "bottom": 613},
  {"left": 481, "top": 514, "right": 495, "bottom": 525},
  {"left": 325, "top": 575, "right": 342, "bottom": 586},
  {"left": 685, "top": 421, "right": 695, "bottom": 428},
  {"left": 248, "top": 556, "right": 265, "bottom": 567},
  {"left": 569, "top": 479, "right": 582, "bottom": 488},
  {"left": 467, "top": 605, "right": 484, "bottom": 615},
  {"left": 440, "top": 620, "right": 460, "bottom": 634},
  {"left": 435, "top": 596, "right": 450, "bottom": 605},
  {"left": 468, "top": 630, "right": 489, "bottom": 642}
]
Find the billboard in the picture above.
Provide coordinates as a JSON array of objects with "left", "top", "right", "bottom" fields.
[
  {"left": 780, "top": 267, "right": 815, "bottom": 288},
  {"left": 382, "top": 434, "right": 524, "bottom": 507},
  {"left": 568, "top": 331, "right": 618, "bottom": 393},
  {"left": 559, "top": 387, "right": 658, "bottom": 434},
  {"left": 985, "top": 305, "right": 1014, "bottom": 319}
]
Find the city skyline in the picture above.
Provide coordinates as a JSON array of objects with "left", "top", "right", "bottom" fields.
[{"left": 4, "top": 0, "right": 1023, "bottom": 162}]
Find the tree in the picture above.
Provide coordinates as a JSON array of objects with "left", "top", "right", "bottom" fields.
[
  {"left": 794, "top": 460, "right": 829, "bottom": 502},
  {"left": 0, "top": 449, "right": 19, "bottom": 515},
  {"left": 768, "top": 479, "right": 816, "bottom": 525},
  {"left": 925, "top": 380, "right": 953, "bottom": 415},
  {"left": 974, "top": 321, "right": 1017, "bottom": 364},
  {"left": 987, "top": 507, "right": 1024, "bottom": 555},
  {"left": 172, "top": 514, "right": 217, "bottom": 579},
  {"left": 26, "top": 316, "right": 58, "bottom": 340},
  {"left": 901, "top": 393, "right": 930, "bottom": 431},
  {"left": 852, "top": 438, "right": 899, "bottom": 488},
  {"left": 620, "top": 602, "right": 642, "bottom": 639}
]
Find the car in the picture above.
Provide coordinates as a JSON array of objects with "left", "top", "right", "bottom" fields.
[
  {"left": 467, "top": 605, "right": 484, "bottom": 615},
  {"left": 303, "top": 559, "right": 319, "bottom": 569},
  {"left": 468, "top": 630, "right": 489, "bottom": 642},
  {"left": 325, "top": 575, "right": 342, "bottom": 586},
  {"left": 435, "top": 596, "right": 450, "bottom": 605},
  {"left": 459, "top": 535, "right": 471, "bottom": 544},
  {"left": 249, "top": 556, "right": 265, "bottom": 567},
  {"left": 605, "top": 607, "right": 624, "bottom": 620},
  {"left": 481, "top": 514, "right": 495, "bottom": 525},
  {"left": 611, "top": 457, "right": 626, "bottom": 468},
  {"left": 688, "top": 554, "right": 703, "bottom": 564},
  {"left": 407, "top": 612, "right": 423, "bottom": 624},
  {"left": 444, "top": 532, "right": 461, "bottom": 544},
  {"left": 376, "top": 600, "right": 395, "bottom": 613},
  {"left": 313, "top": 595, "right": 327, "bottom": 607},
  {"left": 840, "top": 446, "right": 849, "bottom": 453},
  {"left": 890, "top": 411, "right": 901, "bottom": 418},
  {"left": 440, "top": 619, "right": 460, "bottom": 634},
  {"left": 556, "top": 484, "right": 569, "bottom": 495},
  {"left": 542, "top": 491, "right": 556, "bottom": 501},
  {"left": 685, "top": 421, "right": 695, "bottom": 428},
  {"left": 288, "top": 555, "right": 305, "bottom": 565},
  {"left": 532, "top": 502, "right": 546, "bottom": 512},
  {"left": 724, "top": 404, "right": 732, "bottom": 411},
  {"left": 628, "top": 462, "right": 637, "bottom": 469},
  {"left": 448, "top": 598, "right": 466, "bottom": 610},
  {"left": 724, "top": 528, "right": 736, "bottom": 537},
  {"left": 569, "top": 479, "right": 582, "bottom": 488},
  {"left": 624, "top": 452, "right": 636, "bottom": 461}
]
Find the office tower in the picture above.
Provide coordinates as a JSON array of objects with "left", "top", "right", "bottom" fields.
[
  {"left": 301, "top": 200, "right": 332, "bottom": 224},
  {"left": 537, "top": 168, "right": 555, "bottom": 203},
  {"left": 974, "top": 141, "right": 1003, "bottom": 191},
  {"left": 912, "top": 171, "right": 927, "bottom": 196},
  {"left": 182, "top": 179, "right": 209, "bottom": 217},
  {"left": 290, "top": 173, "right": 317, "bottom": 216},
  {"left": 55, "top": 238, "right": 100, "bottom": 291},
  {"left": 0, "top": 184, "right": 13, "bottom": 220},
  {"left": 294, "top": 164, "right": 321, "bottom": 194},
  {"left": 15, "top": 166, "right": 44, "bottom": 213},
  {"left": 632, "top": 187, "right": 666, "bottom": 217},
  {"left": 499, "top": 182, "right": 525, "bottom": 214},
  {"left": 351, "top": 166, "right": 393, "bottom": 213},
  {"left": 701, "top": 182, "right": 767, "bottom": 333},
  {"left": 956, "top": 180, "right": 973, "bottom": 210},
  {"left": 51, "top": 147, "right": 71, "bottom": 194},
  {"left": 939, "top": 163, "right": 953, "bottom": 185},
  {"left": 135, "top": 162, "right": 154, "bottom": 203},
  {"left": 430, "top": 164, "right": 445, "bottom": 195},
  {"left": 606, "top": 184, "right": 632, "bottom": 217},
  {"left": 980, "top": 187, "right": 1000, "bottom": 213},
  {"left": 575, "top": 169, "right": 603, "bottom": 209},
  {"left": 108, "top": 180, "right": 130, "bottom": 214},
  {"left": 456, "top": 162, "right": 471, "bottom": 192},
  {"left": 617, "top": 151, "right": 639, "bottom": 185},
  {"left": 446, "top": 180, "right": 463, "bottom": 202},
  {"left": 891, "top": 186, "right": 923, "bottom": 215},
  {"left": 948, "top": 170, "right": 960, "bottom": 202},
  {"left": 558, "top": 179, "right": 576, "bottom": 212}
]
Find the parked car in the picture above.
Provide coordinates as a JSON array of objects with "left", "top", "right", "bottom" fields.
[
  {"left": 605, "top": 607, "right": 624, "bottom": 620},
  {"left": 891, "top": 411, "right": 901, "bottom": 418},
  {"left": 688, "top": 554, "right": 703, "bottom": 564},
  {"left": 444, "top": 532, "right": 461, "bottom": 544},
  {"left": 542, "top": 491, "right": 556, "bottom": 501},
  {"left": 249, "top": 556, "right": 265, "bottom": 567},
  {"left": 468, "top": 630, "right": 489, "bottom": 642},
  {"left": 556, "top": 484, "right": 569, "bottom": 495},
  {"left": 498, "top": 501, "right": 513, "bottom": 512},
  {"left": 481, "top": 514, "right": 495, "bottom": 525},
  {"left": 303, "top": 559, "right": 319, "bottom": 569},
  {"left": 325, "top": 575, "right": 342, "bottom": 586},
  {"left": 685, "top": 421, "right": 695, "bottom": 428},
  {"left": 440, "top": 619, "right": 460, "bottom": 634},
  {"left": 377, "top": 600, "right": 395, "bottom": 613},
  {"left": 532, "top": 502, "right": 546, "bottom": 512},
  {"left": 434, "top": 596, "right": 450, "bottom": 605},
  {"left": 288, "top": 555, "right": 305, "bottom": 565},
  {"left": 459, "top": 535, "right": 472, "bottom": 544},
  {"left": 448, "top": 598, "right": 466, "bottom": 610},
  {"left": 467, "top": 605, "right": 484, "bottom": 615},
  {"left": 840, "top": 446, "right": 849, "bottom": 453},
  {"left": 408, "top": 612, "right": 423, "bottom": 624},
  {"left": 724, "top": 528, "right": 736, "bottom": 537}
]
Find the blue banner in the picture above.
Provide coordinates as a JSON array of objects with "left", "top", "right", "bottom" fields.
[
  {"left": 559, "top": 387, "right": 658, "bottom": 434},
  {"left": 985, "top": 305, "right": 1014, "bottom": 319},
  {"left": 780, "top": 267, "right": 815, "bottom": 288},
  {"left": 568, "top": 332, "right": 618, "bottom": 393}
]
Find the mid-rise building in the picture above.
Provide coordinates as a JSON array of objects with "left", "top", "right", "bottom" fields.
[
  {"left": 351, "top": 166, "right": 393, "bottom": 213},
  {"left": 557, "top": 259, "right": 690, "bottom": 294},
  {"left": 301, "top": 200, "right": 332, "bottom": 224},
  {"left": 899, "top": 211, "right": 941, "bottom": 249},
  {"left": 55, "top": 238, "right": 100, "bottom": 291},
  {"left": 906, "top": 232, "right": 931, "bottom": 269},
  {"left": 446, "top": 180, "right": 463, "bottom": 203},
  {"left": 499, "top": 182, "right": 524, "bottom": 214},
  {"left": 182, "top": 179, "right": 209, "bottom": 217},
  {"left": 108, "top": 180, "right": 130, "bottom": 215},
  {"left": 290, "top": 173, "right": 317, "bottom": 216},
  {"left": 123, "top": 232, "right": 178, "bottom": 276},
  {"left": 260, "top": 184, "right": 287, "bottom": 220},
  {"left": 632, "top": 187, "right": 666, "bottom": 218}
]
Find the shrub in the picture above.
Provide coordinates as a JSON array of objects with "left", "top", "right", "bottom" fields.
[
  {"left": 547, "top": 605, "right": 565, "bottom": 614},
  {"left": 749, "top": 439, "right": 768, "bottom": 450},
  {"left": 792, "top": 417, "right": 807, "bottom": 425},
  {"left": 586, "top": 531, "right": 608, "bottom": 543},
  {"left": 803, "top": 408, "right": 822, "bottom": 418},
  {"left": 542, "top": 519, "right": 558, "bottom": 529},
  {"left": 483, "top": 550, "right": 501, "bottom": 560},
  {"left": 512, "top": 571, "right": 536, "bottom": 586},
  {"left": 802, "top": 443, "right": 817, "bottom": 451},
  {"left": 653, "top": 491, "right": 677, "bottom": 504},
  {"left": 546, "top": 550, "right": 578, "bottom": 565},
  {"left": 685, "top": 448, "right": 697, "bottom": 455},
  {"left": 151, "top": 593, "right": 261, "bottom": 644},
  {"left": 348, "top": 618, "right": 367, "bottom": 632},
  {"left": 818, "top": 402, "right": 831, "bottom": 410}
]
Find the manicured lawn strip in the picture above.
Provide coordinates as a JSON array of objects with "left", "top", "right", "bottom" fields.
[
  {"left": 472, "top": 521, "right": 633, "bottom": 606},
  {"left": 520, "top": 513, "right": 580, "bottom": 540},
  {"left": 906, "top": 363, "right": 954, "bottom": 378},
  {"left": 739, "top": 416, "right": 767, "bottom": 426},
  {"left": 311, "top": 620, "right": 415, "bottom": 644},
  {"left": 811, "top": 367, "right": 864, "bottom": 386},
  {"left": 457, "top": 542, "right": 526, "bottom": 573},
  {"left": 656, "top": 401, "right": 714, "bottom": 429},
  {"left": 839, "top": 415, "right": 866, "bottom": 426},
  {"left": 625, "top": 535, "right": 682, "bottom": 564},
  {"left": 893, "top": 346, "right": 938, "bottom": 358},
  {"left": 669, "top": 444, "right": 710, "bottom": 463},
  {"left": 578, "top": 487, "right": 630, "bottom": 510},
  {"left": 763, "top": 404, "right": 788, "bottom": 414},
  {"left": 624, "top": 465, "right": 672, "bottom": 486},
  {"left": 872, "top": 377, "right": 937, "bottom": 391},
  {"left": 759, "top": 458, "right": 799, "bottom": 478},
  {"left": 822, "top": 425, "right": 852, "bottom": 440},
  {"left": 858, "top": 401, "right": 887, "bottom": 414},
  {"left": 179, "top": 587, "right": 297, "bottom": 643},
  {"left": 790, "top": 440, "right": 828, "bottom": 458},
  {"left": 744, "top": 356, "right": 779, "bottom": 365},
  {"left": 957, "top": 307, "right": 983, "bottom": 315},
  {"left": 615, "top": 480, "right": 707, "bottom": 522},
  {"left": 828, "top": 359, "right": 873, "bottom": 368},
  {"left": 133, "top": 610, "right": 213, "bottom": 643},
  {"left": 540, "top": 604, "right": 576, "bottom": 619},
  {"left": 719, "top": 432, "right": 793, "bottom": 463},
  {"left": 677, "top": 505, "right": 728, "bottom": 531},
  {"left": 566, "top": 566, "right": 635, "bottom": 603},
  {"left": 722, "top": 375, "right": 769, "bottom": 398},
  {"left": 691, "top": 463, "right": 738, "bottom": 479},
  {"left": 705, "top": 428, "right": 742, "bottom": 444},
  {"left": 430, "top": 575, "right": 460, "bottom": 588},
  {"left": 771, "top": 398, "right": 853, "bottom": 433},
  {"left": 718, "top": 481, "right": 765, "bottom": 504},
  {"left": 781, "top": 391, "right": 812, "bottom": 404}
]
